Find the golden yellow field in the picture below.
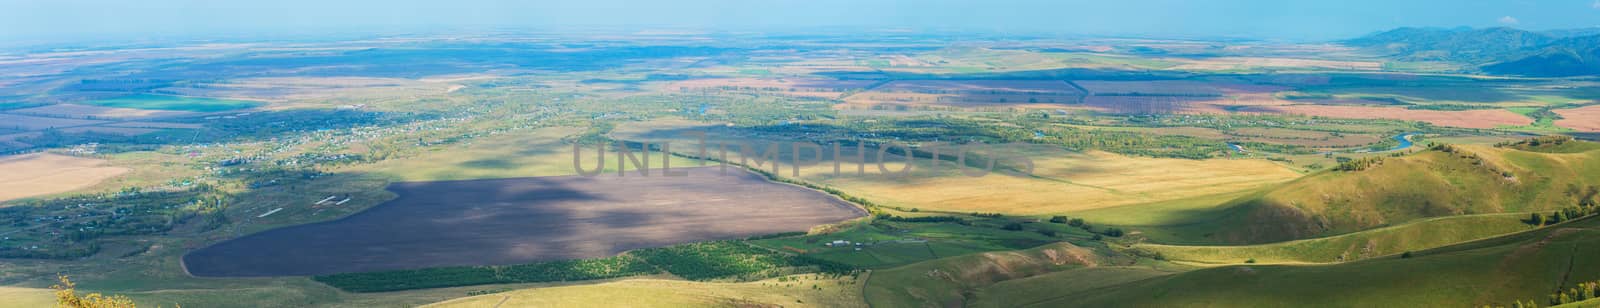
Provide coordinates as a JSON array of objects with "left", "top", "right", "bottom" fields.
[
  {"left": 797, "top": 147, "right": 1301, "bottom": 215},
  {"left": 423, "top": 274, "right": 866, "bottom": 308},
  {"left": 0, "top": 153, "right": 128, "bottom": 203},
  {"left": 608, "top": 119, "right": 1302, "bottom": 215}
]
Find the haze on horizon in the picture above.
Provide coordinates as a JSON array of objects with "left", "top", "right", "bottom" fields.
[{"left": 3, "top": 0, "right": 1599, "bottom": 44}]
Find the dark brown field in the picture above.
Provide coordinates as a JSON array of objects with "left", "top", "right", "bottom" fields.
[{"left": 182, "top": 167, "right": 865, "bottom": 277}]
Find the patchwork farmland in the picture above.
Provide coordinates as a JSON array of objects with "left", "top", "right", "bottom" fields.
[
  {"left": 842, "top": 80, "right": 1085, "bottom": 108},
  {"left": 667, "top": 77, "right": 878, "bottom": 99}
]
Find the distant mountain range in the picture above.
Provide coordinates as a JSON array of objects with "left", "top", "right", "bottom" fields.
[{"left": 1343, "top": 27, "right": 1600, "bottom": 77}]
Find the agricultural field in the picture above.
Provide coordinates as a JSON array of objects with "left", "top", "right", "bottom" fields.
[
  {"left": 664, "top": 77, "right": 878, "bottom": 99},
  {"left": 0, "top": 114, "right": 109, "bottom": 130},
  {"left": 841, "top": 80, "right": 1085, "bottom": 109},
  {"left": 0, "top": 153, "right": 128, "bottom": 202},
  {"left": 796, "top": 147, "right": 1302, "bottom": 215},
  {"left": 78, "top": 94, "right": 263, "bottom": 112},
  {"left": 183, "top": 167, "right": 864, "bottom": 276},
  {"left": 1557, "top": 105, "right": 1600, "bottom": 132},
  {"left": 156, "top": 77, "right": 472, "bottom": 103},
  {"left": 7, "top": 104, "right": 197, "bottom": 120},
  {"left": 423, "top": 274, "right": 868, "bottom": 308},
  {"left": 1073, "top": 80, "right": 1225, "bottom": 96},
  {"left": 1245, "top": 105, "right": 1534, "bottom": 129},
  {"left": 1168, "top": 56, "right": 1383, "bottom": 71},
  {"left": 347, "top": 127, "right": 699, "bottom": 182}
]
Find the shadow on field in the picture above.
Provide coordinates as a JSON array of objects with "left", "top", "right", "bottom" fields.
[{"left": 182, "top": 166, "right": 864, "bottom": 277}]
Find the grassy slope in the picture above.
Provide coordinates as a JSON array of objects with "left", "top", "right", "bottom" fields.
[
  {"left": 1136, "top": 213, "right": 1534, "bottom": 264},
  {"left": 1560, "top": 297, "right": 1600, "bottom": 307},
  {"left": 967, "top": 266, "right": 1174, "bottom": 308},
  {"left": 1195, "top": 143, "right": 1600, "bottom": 244},
  {"left": 0, "top": 287, "right": 54, "bottom": 308},
  {"left": 1029, "top": 216, "right": 1600, "bottom": 307},
  {"left": 748, "top": 220, "right": 1084, "bottom": 270},
  {"left": 861, "top": 242, "right": 1132, "bottom": 307}
]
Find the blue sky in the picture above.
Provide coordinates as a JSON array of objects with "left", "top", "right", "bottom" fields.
[{"left": 3, "top": 0, "right": 1598, "bottom": 43}]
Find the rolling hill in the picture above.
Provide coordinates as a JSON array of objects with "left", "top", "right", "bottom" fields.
[
  {"left": 1343, "top": 27, "right": 1555, "bottom": 63},
  {"left": 1191, "top": 139, "right": 1600, "bottom": 244},
  {"left": 1015, "top": 215, "right": 1600, "bottom": 307},
  {"left": 1345, "top": 27, "right": 1600, "bottom": 77},
  {"left": 861, "top": 242, "right": 1138, "bottom": 307},
  {"left": 1483, "top": 34, "right": 1600, "bottom": 77}
]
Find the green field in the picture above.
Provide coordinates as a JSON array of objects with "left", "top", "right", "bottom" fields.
[{"left": 81, "top": 94, "right": 263, "bottom": 112}]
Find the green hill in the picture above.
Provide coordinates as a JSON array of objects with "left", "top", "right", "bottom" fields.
[
  {"left": 1135, "top": 213, "right": 1533, "bottom": 264},
  {"left": 1199, "top": 141, "right": 1600, "bottom": 244},
  {"left": 1483, "top": 34, "right": 1600, "bottom": 77},
  {"left": 861, "top": 242, "right": 1139, "bottom": 307},
  {"left": 1343, "top": 27, "right": 1555, "bottom": 62},
  {"left": 1344, "top": 27, "right": 1600, "bottom": 77},
  {"left": 1020, "top": 216, "right": 1600, "bottom": 307}
]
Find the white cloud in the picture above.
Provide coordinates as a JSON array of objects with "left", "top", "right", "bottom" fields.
[
  {"left": 1593, "top": 0, "right": 1599, "bottom": 9},
  {"left": 1498, "top": 16, "right": 1520, "bottom": 25}
]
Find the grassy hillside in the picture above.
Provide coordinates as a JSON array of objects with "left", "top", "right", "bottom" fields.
[
  {"left": 1343, "top": 27, "right": 1600, "bottom": 77},
  {"left": 861, "top": 242, "right": 1135, "bottom": 307},
  {"left": 1026, "top": 216, "right": 1600, "bottom": 307},
  {"left": 1484, "top": 35, "right": 1600, "bottom": 77},
  {"left": 1136, "top": 213, "right": 1534, "bottom": 264},
  {"left": 966, "top": 267, "right": 1174, "bottom": 308},
  {"left": 1343, "top": 27, "right": 1555, "bottom": 62},
  {"left": 1198, "top": 142, "right": 1600, "bottom": 243}
]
